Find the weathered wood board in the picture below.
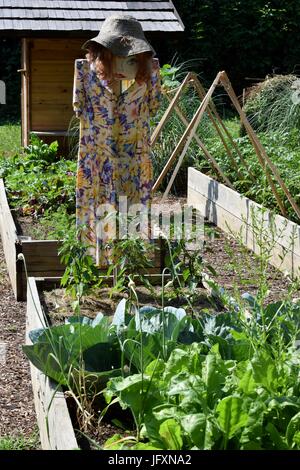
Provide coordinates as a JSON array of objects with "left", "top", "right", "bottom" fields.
[
  {"left": 0, "top": 179, "right": 19, "bottom": 295},
  {"left": 187, "top": 167, "right": 300, "bottom": 278},
  {"left": 26, "top": 277, "right": 79, "bottom": 450}
]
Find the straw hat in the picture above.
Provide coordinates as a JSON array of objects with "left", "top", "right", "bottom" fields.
[{"left": 81, "top": 15, "right": 155, "bottom": 57}]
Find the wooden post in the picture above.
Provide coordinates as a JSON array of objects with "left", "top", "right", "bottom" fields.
[
  {"left": 191, "top": 74, "right": 256, "bottom": 181},
  {"left": 220, "top": 71, "right": 300, "bottom": 220},
  {"left": 19, "top": 38, "right": 30, "bottom": 147},
  {"left": 188, "top": 75, "right": 245, "bottom": 179},
  {"left": 165, "top": 94, "right": 234, "bottom": 189},
  {"left": 155, "top": 71, "right": 222, "bottom": 197},
  {"left": 151, "top": 72, "right": 193, "bottom": 147},
  {"left": 192, "top": 73, "right": 286, "bottom": 216}
]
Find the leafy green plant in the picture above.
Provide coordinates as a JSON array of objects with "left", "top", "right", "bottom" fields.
[
  {"left": 23, "top": 313, "right": 121, "bottom": 389},
  {"left": 58, "top": 225, "right": 104, "bottom": 309},
  {"left": 25, "top": 134, "right": 60, "bottom": 167},
  {"left": 160, "top": 64, "right": 181, "bottom": 90},
  {"left": 0, "top": 431, "right": 39, "bottom": 450},
  {"left": 36, "top": 207, "right": 76, "bottom": 239},
  {"left": 104, "top": 302, "right": 300, "bottom": 450},
  {"left": 23, "top": 298, "right": 203, "bottom": 386},
  {"left": 163, "top": 227, "right": 216, "bottom": 308},
  {"left": 107, "top": 236, "right": 158, "bottom": 299},
  {"left": 0, "top": 135, "right": 76, "bottom": 217},
  {"left": 23, "top": 265, "right": 300, "bottom": 451}
]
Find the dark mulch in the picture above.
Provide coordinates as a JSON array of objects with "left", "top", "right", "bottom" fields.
[
  {"left": 154, "top": 192, "right": 299, "bottom": 304},
  {"left": 203, "top": 226, "right": 300, "bottom": 304},
  {"left": 0, "top": 241, "right": 38, "bottom": 442}
]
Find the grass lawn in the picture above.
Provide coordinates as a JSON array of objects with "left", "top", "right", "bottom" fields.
[{"left": 0, "top": 123, "right": 22, "bottom": 157}]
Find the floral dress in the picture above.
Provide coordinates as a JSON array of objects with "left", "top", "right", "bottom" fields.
[{"left": 73, "top": 58, "right": 161, "bottom": 266}]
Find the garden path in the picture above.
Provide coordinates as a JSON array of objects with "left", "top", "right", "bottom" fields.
[{"left": 0, "top": 240, "right": 38, "bottom": 442}]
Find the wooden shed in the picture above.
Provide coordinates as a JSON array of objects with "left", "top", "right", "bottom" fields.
[{"left": 0, "top": 1, "right": 184, "bottom": 151}]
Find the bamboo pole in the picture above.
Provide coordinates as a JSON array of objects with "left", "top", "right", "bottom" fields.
[
  {"left": 159, "top": 72, "right": 223, "bottom": 200},
  {"left": 151, "top": 72, "right": 193, "bottom": 147},
  {"left": 220, "top": 72, "right": 300, "bottom": 219},
  {"left": 250, "top": 140, "right": 287, "bottom": 217},
  {"left": 191, "top": 74, "right": 256, "bottom": 181},
  {"left": 187, "top": 75, "right": 245, "bottom": 179},
  {"left": 164, "top": 94, "right": 234, "bottom": 189}
]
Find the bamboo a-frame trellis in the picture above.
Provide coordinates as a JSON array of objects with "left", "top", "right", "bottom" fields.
[{"left": 151, "top": 70, "right": 300, "bottom": 221}]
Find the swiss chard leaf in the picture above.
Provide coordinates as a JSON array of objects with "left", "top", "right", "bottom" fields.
[{"left": 216, "top": 396, "right": 249, "bottom": 443}]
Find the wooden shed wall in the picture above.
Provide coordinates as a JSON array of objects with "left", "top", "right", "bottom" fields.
[{"left": 29, "top": 38, "right": 83, "bottom": 133}]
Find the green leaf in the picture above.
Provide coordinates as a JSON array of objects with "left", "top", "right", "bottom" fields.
[
  {"left": 159, "top": 419, "right": 183, "bottom": 450},
  {"left": 144, "top": 358, "right": 165, "bottom": 379},
  {"left": 105, "top": 374, "right": 161, "bottom": 420},
  {"left": 153, "top": 405, "right": 183, "bottom": 423},
  {"left": 202, "top": 353, "right": 228, "bottom": 406},
  {"left": 238, "top": 367, "right": 256, "bottom": 395},
  {"left": 168, "top": 373, "right": 206, "bottom": 414},
  {"left": 286, "top": 412, "right": 300, "bottom": 448},
  {"left": 216, "top": 396, "right": 249, "bottom": 441},
  {"left": 163, "top": 348, "right": 190, "bottom": 383},
  {"left": 240, "top": 400, "right": 265, "bottom": 448},
  {"left": 133, "top": 442, "right": 164, "bottom": 450},
  {"left": 251, "top": 352, "right": 279, "bottom": 392},
  {"left": 122, "top": 326, "right": 163, "bottom": 372},
  {"left": 103, "top": 434, "right": 130, "bottom": 450},
  {"left": 23, "top": 322, "right": 120, "bottom": 386},
  {"left": 266, "top": 422, "right": 289, "bottom": 450},
  {"left": 181, "top": 413, "right": 216, "bottom": 449}
]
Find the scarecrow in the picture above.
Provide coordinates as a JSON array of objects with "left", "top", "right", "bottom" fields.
[{"left": 73, "top": 15, "right": 161, "bottom": 266}]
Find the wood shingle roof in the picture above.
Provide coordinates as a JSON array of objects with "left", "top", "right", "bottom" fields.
[{"left": 0, "top": 1, "right": 184, "bottom": 33}]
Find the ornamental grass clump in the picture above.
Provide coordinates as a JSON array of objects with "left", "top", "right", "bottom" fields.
[{"left": 242, "top": 74, "right": 300, "bottom": 135}]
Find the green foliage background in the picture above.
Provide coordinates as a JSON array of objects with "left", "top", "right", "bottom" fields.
[
  {"left": 0, "top": 38, "right": 21, "bottom": 124},
  {"left": 172, "top": 0, "right": 300, "bottom": 90},
  {"left": 2, "top": 2, "right": 300, "bottom": 121}
]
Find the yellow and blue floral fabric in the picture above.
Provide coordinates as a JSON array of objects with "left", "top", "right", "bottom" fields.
[{"left": 73, "top": 58, "right": 161, "bottom": 266}]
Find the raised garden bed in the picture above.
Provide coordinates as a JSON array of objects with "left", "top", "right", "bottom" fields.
[
  {"left": 25, "top": 268, "right": 300, "bottom": 451},
  {"left": 0, "top": 179, "right": 65, "bottom": 300},
  {"left": 0, "top": 178, "right": 167, "bottom": 300},
  {"left": 26, "top": 277, "right": 78, "bottom": 450},
  {"left": 26, "top": 275, "right": 216, "bottom": 450},
  {"left": 188, "top": 167, "right": 300, "bottom": 278}
]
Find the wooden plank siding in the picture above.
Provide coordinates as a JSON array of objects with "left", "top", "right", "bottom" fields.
[{"left": 29, "top": 38, "right": 83, "bottom": 132}]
